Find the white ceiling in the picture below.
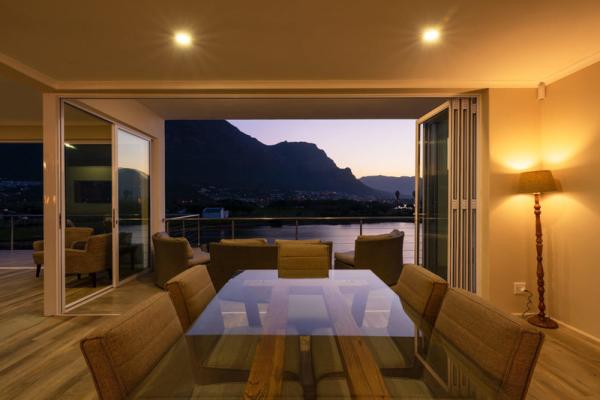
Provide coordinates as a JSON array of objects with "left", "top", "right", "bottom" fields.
[{"left": 1, "top": 0, "right": 600, "bottom": 89}]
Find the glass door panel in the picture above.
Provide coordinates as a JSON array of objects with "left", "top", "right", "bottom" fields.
[
  {"left": 63, "top": 103, "right": 113, "bottom": 307},
  {"left": 416, "top": 105, "right": 449, "bottom": 279},
  {"left": 117, "top": 128, "right": 150, "bottom": 281}
]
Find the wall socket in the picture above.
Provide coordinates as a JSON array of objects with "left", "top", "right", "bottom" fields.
[{"left": 513, "top": 282, "right": 527, "bottom": 295}]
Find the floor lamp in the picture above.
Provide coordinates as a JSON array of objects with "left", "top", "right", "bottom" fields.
[{"left": 518, "top": 170, "right": 558, "bottom": 329}]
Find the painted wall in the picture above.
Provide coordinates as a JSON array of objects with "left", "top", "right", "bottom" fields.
[
  {"left": 540, "top": 62, "right": 600, "bottom": 338},
  {"left": 483, "top": 88, "right": 541, "bottom": 314},
  {"left": 483, "top": 64, "right": 600, "bottom": 339}
]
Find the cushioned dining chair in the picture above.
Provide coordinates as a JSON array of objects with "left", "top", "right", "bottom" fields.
[
  {"left": 334, "top": 229, "right": 405, "bottom": 285},
  {"left": 207, "top": 241, "right": 278, "bottom": 290},
  {"left": 80, "top": 292, "right": 183, "bottom": 400},
  {"left": 275, "top": 239, "right": 333, "bottom": 268},
  {"left": 427, "top": 288, "right": 544, "bottom": 399},
  {"left": 316, "top": 288, "right": 545, "bottom": 400},
  {"left": 152, "top": 232, "right": 210, "bottom": 288},
  {"left": 165, "top": 265, "right": 216, "bottom": 331},
  {"left": 393, "top": 264, "right": 448, "bottom": 329},
  {"left": 277, "top": 243, "right": 330, "bottom": 278},
  {"left": 165, "top": 266, "right": 301, "bottom": 389},
  {"left": 311, "top": 264, "right": 448, "bottom": 386}
]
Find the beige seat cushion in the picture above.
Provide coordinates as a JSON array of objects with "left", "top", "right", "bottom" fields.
[
  {"left": 393, "top": 264, "right": 448, "bottom": 327},
  {"left": 32, "top": 251, "right": 44, "bottom": 265},
  {"left": 333, "top": 250, "right": 355, "bottom": 266},
  {"left": 188, "top": 248, "right": 211, "bottom": 267},
  {"left": 356, "top": 229, "right": 402, "bottom": 242},
  {"left": 220, "top": 238, "right": 268, "bottom": 246},
  {"left": 275, "top": 239, "right": 322, "bottom": 245},
  {"left": 80, "top": 293, "right": 183, "bottom": 400}
]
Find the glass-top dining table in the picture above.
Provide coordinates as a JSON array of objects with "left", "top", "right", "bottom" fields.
[{"left": 133, "top": 270, "right": 502, "bottom": 399}]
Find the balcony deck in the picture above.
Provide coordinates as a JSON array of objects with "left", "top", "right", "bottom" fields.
[{"left": 0, "top": 251, "right": 599, "bottom": 399}]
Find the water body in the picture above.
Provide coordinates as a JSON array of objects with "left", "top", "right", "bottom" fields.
[{"left": 185, "top": 221, "right": 415, "bottom": 263}]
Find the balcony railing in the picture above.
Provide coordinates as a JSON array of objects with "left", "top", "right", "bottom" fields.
[
  {"left": 1, "top": 214, "right": 416, "bottom": 262},
  {"left": 165, "top": 215, "right": 415, "bottom": 261}
]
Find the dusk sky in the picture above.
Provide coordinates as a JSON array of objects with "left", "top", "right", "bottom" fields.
[{"left": 228, "top": 120, "right": 415, "bottom": 178}]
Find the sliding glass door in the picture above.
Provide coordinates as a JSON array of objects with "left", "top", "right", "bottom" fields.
[
  {"left": 63, "top": 104, "right": 114, "bottom": 307},
  {"left": 62, "top": 103, "right": 152, "bottom": 310},
  {"left": 117, "top": 128, "right": 151, "bottom": 281}
]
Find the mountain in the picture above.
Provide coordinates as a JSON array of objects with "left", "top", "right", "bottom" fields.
[
  {"left": 359, "top": 175, "right": 414, "bottom": 198},
  {"left": 0, "top": 143, "right": 42, "bottom": 181},
  {"left": 165, "top": 120, "right": 380, "bottom": 202}
]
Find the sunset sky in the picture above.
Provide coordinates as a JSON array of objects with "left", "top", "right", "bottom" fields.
[{"left": 228, "top": 120, "right": 415, "bottom": 178}]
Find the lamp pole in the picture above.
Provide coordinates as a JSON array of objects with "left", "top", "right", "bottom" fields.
[{"left": 528, "top": 192, "right": 558, "bottom": 329}]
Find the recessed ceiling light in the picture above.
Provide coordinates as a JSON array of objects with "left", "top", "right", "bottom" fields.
[
  {"left": 422, "top": 27, "right": 441, "bottom": 44},
  {"left": 174, "top": 31, "right": 192, "bottom": 47}
]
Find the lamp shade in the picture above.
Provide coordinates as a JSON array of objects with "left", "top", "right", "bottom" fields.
[{"left": 518, "top": 170, "right": 557, "bottom": 194}]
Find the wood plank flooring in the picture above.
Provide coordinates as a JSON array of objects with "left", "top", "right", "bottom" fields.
[{"left": 0, "top": 252, "right": 599, "bottom": 399}]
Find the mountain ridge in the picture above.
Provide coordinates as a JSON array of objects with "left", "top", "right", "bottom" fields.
[{"left": 165, "top": 120, "right": 382, "bottom": 204}]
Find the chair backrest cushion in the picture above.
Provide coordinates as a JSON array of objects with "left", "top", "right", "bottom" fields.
[
  {"left": 394, "top": 264, "right": 448, "bottom": 326},
  {"left": 277, "top": 243, "right": 330, "bottom": 278},
  {"left": 435, "top": 289, "right": 544, "bottom": 399},
  {"left": 65, "top": 227, "right": 94, "bottom": 248},
  {"left": 354, "top": 230, "right": 405, "bottom": 285},
  {"left": 152, "top": 232, "right": 190, "bottom": 288},
  {"left": 165, "top": 265, "right": 217, "bottom": 331},
  {"left": 85, "top": 233, "right": 112, "bottom": 268},
  {"left": 80, "top": 293, "right": 183, "bottom": 400},
  {"left": 208, "top": 243, "right": 278, "bottom": 290}
]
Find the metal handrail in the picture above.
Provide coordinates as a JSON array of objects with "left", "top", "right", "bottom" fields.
[{"left": 164, "top": 215, "right": 413, "bottom": 244}]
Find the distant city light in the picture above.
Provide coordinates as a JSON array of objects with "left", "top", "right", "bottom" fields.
[{"left": 422, "top": 27, "right": 441, "bottom": 43}]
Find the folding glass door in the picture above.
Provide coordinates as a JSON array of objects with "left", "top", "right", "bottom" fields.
[
  {"left": 62, "top": 103, "right": 151, "bottom": 310},
  {"left": 415, "top": 98, "right": 477, "bottom": 291}
]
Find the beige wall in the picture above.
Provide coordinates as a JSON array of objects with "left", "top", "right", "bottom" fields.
[
  {"left": 539, "top": 62, "right": 600, "bottom": 338},
  {"left": 483, "top": 63, "right": 600, "bottom": 339},
  {"left": 484, "top": 88, "right": 541, "bottom": 313}
]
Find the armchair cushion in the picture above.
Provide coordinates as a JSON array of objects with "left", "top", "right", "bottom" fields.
[
  {"left": 333, "top": 250, "right": 355, "bottom": 267},
  {"left": 220, "top": 238, "right": 268, "bottom": 246}
]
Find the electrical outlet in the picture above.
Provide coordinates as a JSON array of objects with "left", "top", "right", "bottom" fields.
[{"left": 513, "top": 282, "right": 527, "bottom": 295}]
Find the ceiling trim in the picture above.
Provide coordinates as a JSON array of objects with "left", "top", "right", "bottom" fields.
[
  {"left": 543, "top": 49, "right": 600, "bottom": 85},
  {"left": 2, "top": 48, "right": 600, "bottom": 92},
  {"left": 52, "top": 79, "right": 538, "bottom": 91},
  {"left": 0, "top": 52, "right": 57, "bottom": 90}
]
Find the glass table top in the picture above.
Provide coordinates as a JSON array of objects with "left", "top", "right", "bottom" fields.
[
  {"left": 134, "top": 269, "right": 505, "bottom": 399},
  {"left": 187, "top": 269, "right": 414, "bottom": 337}
]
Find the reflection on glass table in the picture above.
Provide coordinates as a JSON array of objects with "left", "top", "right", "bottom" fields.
[{"left": 133, "top": 270, "right": 505, "bottom": 399}]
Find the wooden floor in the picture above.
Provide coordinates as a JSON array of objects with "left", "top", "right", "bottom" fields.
[{"left": 0, "top": 253, "right": 599, "bottom": 399}]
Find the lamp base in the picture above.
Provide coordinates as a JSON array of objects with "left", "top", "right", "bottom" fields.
[{"left": 527, "top": 314, "right": 559, "bottom": 329}]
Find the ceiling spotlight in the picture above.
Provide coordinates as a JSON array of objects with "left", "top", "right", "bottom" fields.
[
  {"left": 174, "top": 31, "right": 192, "bottom": 47},
  {"left": 422, "top": 27, "right": 441, "bottom": 44}
]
